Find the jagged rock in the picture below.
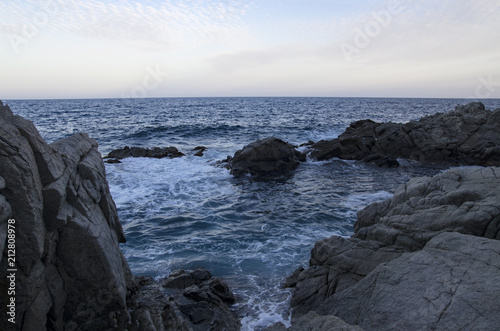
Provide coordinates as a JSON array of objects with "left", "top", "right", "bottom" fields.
[
  {"left": 127, "top": 269, "right": 239, "bottom": 331},
  {"left": 105, "top": 146, "right": 185, "bottom": 159},
  {"left": 0, "top": 106, "right": 131, "bottom": 330},
  {"left": 288, "top": 167, "right": 500, "bottom": 330},
  {"left": 310, "top": 102, "right": 500, "bottom": 167},
  {"left": 229, "top": 137, "right": 303, "bottom": 178}
]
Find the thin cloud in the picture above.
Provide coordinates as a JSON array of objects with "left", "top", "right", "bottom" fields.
[
  {"left": 0, "top": 0, "right": 251, "bottom": 50},
  {"left": 334, "top": 0, "right": 500, "bottom": 65}
]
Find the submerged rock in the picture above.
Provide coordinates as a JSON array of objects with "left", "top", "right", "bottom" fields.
[
  {"left": 310, "top": 102, "right": 500, "bottom": 167},
  {"left": 193, "top": 146, "right": 208, "bottom": 157},
  {"left": 287, "top": 167, "right": 500, "bottom": 330},
  {"left": 105, "top": 146, "right": 185, "bottom": 159},
  {"left": 229, "top": 137, "right": 304, "bottom": 178}
]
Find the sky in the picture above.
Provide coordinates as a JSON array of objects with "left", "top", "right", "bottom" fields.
[{"left": 1, "top": 0, "right": 499, "bottom": 99}]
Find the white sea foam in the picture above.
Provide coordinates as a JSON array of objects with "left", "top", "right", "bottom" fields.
[{"left": 106, "top": 152, "right": 234, "bottom": 218}]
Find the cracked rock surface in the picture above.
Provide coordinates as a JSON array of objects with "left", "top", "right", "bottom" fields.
[{"left": 288, "top": 166, "right": 500, "bottom": 330}]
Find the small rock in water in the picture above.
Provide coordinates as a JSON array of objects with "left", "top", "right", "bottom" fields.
[
  {"left": 105, "top": 146, "right": 185, "bottom": 159},
  {"left": 193, "top": 146, "right": 207, "bottom": 157}
]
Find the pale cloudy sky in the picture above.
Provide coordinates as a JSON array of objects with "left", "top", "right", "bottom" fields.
[{"left": 1, "top": 0, "right": 499, "bottom": 99}]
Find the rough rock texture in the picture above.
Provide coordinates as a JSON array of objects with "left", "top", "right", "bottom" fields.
[
  {"left": 229, "top": 137, "right": 304, "bottom": 178},
  {"left": 128, "top": 269, "right": 240, "bottom": 331},
  {"left": 288, "top": 167, "right": 500, "bottom": 330},
  {"left": 354, "top": 166, "right": 500, "bottom": 246},
  {"left": 105, "top": 146, "right": 185, "bottom": 160},
  {"left": 0, "top": 102, "right": 239, "bottom": 330},
  {"left": 264, "top": 311, "right": 364, "bottom": 331},
  {"left": 321, "top": 232, "right": 500, "bottom": 330},
  {"left": 0, "top": 102, "right": 131, "bottom": 330},
  {"left": 310, "top": 102, "right": 500, "bottom": 167}
]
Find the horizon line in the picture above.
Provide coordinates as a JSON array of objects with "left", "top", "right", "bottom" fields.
[{"left": 3, "top": 96, "right": 499, "bottom": 102}]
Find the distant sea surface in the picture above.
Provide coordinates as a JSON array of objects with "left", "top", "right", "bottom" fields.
[{"left": 8, "top": 97, "right": 500, "bottom": 330}]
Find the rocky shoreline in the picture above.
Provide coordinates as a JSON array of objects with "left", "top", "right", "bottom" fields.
[
  {"left": 0, "top": 101, "right": 239, "bottom": 330},
  {"left": 1, "top": 100, "right": 500, "bottom": 330},
  {"left": 275, "top": 166, "right": 500, "bottom": 330}
]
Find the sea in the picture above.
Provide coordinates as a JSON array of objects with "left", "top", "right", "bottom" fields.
[{"left": 7, "top": 97, "right": 500, "bottom": 330}]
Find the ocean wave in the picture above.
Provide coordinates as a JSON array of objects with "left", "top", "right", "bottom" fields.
[{"left": 126, "top": 123, "right": 246, "bottom": 139}]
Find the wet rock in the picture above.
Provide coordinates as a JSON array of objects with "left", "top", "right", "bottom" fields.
[
  {"left": 229, "top": 137, "right": 302, "bottom": 178},
  {"left": 106, "top": 146, "right": 185, "bottom": 159},
  {"left": 310, "top": 102, "right": 500, "bottom": 167},
  {"left": 105, "top": 158, "right": 122, "bottom": 164},
  {"left": 128, "top": 269, "right": 239, "bottom": 330},
  {"left": 361, "top": 153, "right": 399, "bottom": 168},
  {"left": 193, "top": 146, "right": 207, "bottom": 157}
]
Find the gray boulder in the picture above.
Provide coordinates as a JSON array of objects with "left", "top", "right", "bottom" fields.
[
  {"left": 288, "top": 167, "right": 500, "bottom": 330},
  {"left": 310, "top": 102, "right": 500, "bottom": 167},
  {"left": 229, "top": 137, "right": 304, "bottom": 178}
]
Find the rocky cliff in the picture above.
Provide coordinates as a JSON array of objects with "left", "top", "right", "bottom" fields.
[
  {"left": 284, "top": 166, "right": 500, "bottom": 330},
  {"left": 310, "top": 102, "right": 500, "bottom": 167},
  {"left": 0, "top": 101, "right": 239, "bottom": 330}
]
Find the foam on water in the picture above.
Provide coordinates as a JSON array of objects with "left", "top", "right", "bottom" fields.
[{"left": 105, "top": 152, "right": 437, "bottom": 330}]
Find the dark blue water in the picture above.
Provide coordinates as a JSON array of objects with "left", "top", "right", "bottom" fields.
[{"left": 7, "top": 97, "right": 500, "bottom": 330}]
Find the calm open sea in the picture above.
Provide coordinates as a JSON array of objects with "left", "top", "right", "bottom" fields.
[{"left": 7, "top": 97, "right": 500, "bottom": 330}]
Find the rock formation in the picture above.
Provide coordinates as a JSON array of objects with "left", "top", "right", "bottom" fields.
[
  {"left": 287, "top": 166, "right": 500, "bottom": 330},
  {"left": 229, "top": 137, "right": 305, "bottom": 178},
  {"left": 105, "top": 146, "right": 185, "bottom": 161},
  {"left": 310, "top": 102, "right": 500, "bottom": 167},
  {"left": 128, "top": 269, "right": 240, "bottom": 331},
  {"left": 0, "top": 102, "right": 238, "bottom": 330}
]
